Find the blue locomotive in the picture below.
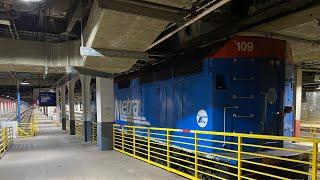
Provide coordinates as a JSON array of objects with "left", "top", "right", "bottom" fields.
[
  {"left": 113, "top": 36, "right": 310, "bottom": 179},
  {"left": 115, "top": 36, "right": 294, "bottom": 139}
]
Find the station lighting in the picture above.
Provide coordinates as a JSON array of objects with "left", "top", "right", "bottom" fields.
[
  {"left": 21, "top": 0, "right": 42, "bottom": 2},
  {"left": 20, "top": 80, "right": 30, "bottom": 85}
]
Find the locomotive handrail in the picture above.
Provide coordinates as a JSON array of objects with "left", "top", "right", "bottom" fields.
[{"left": 113, "top": 124, "right": 320, "bottom": 180}]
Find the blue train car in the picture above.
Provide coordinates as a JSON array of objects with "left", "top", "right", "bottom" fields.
[{"left": 114, "top": 36, "right": 294, "bottom": 152}]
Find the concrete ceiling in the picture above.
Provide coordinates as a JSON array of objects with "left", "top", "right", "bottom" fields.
[
  {"left": 146, "top": 0, "right": 191, "bottom": 8},
  {"left": 245, "top": 4, "right": 320, "bottom": 63},
  {"left": 82, "top": 0, "right": 173, "bottom": 73}
]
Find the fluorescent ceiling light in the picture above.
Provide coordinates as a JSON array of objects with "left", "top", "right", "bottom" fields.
[
  {"left": 0, "top": 20, "right": 11, "bottom": 26},
  {"left": 21, "top": 0, "right": 42, "bottom": 2},
  {"left": 20, "top": 80, "right": 30, "bottom": 85}
]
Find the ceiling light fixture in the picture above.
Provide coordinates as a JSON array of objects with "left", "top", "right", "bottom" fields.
[
  {"left": 21, "top": 0, "right": 42, "bottom": 2},
  {"left": 20, "top": 79, "right": 30, "bottom": 85}
]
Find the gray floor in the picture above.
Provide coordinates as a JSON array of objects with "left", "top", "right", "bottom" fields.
[{"left": 0, "top": 110, "right": 183, "bottom": 180}]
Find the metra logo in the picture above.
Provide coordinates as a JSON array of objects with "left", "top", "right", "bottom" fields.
[
  {"left": 197, "top": 110, "right": 208, "bottom": 128},
  {"left": 115, "top": 99, "right": 150, "bottom": 126},
  {"left": 115, "top": 99, "right": 140, "bottom": 117}
]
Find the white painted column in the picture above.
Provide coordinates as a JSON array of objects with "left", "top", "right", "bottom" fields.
[
  {"left": 0, "top": 102, "right": 3, "bottom": 116},
  {"left": 68, "top": 80, "right": 76, "bottom": 135},
  {"left": 96, "top": 77, "right": 114, "bottom": 150},
  {"left": 56, "top": 87, "right": 61, "bottom": 124},
  {"left": 61, "top": 85, "right": 67, "bottom": 130},
  {"left": 81, "top": 75, "right": 92, "bottom": 142},
  {"left": 4, "top": 101, "right": 8, "bottom": 115}
]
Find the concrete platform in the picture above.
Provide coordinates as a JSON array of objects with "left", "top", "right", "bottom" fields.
[{"left": 0, "top": 111, "right": 183, "bottom": 180}]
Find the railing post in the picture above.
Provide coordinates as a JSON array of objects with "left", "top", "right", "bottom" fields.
[
  {"left": 133, "top": 127, "right": 136, "bottom": 158},
  {"left": 92, "top": 123, "right": 94, "bottom": 142},
  {"left": 4, "top": 128, "right": 7, "bottom": 149},
  {"left": 112, "top": 125, "right": 115, "bottom": 149},
  {"left": 122, "top": 126, "right": 125, "bottom": 151},
  {"left": 238, "top": 136, "right": 242, "bottom": 180},
  {"left": 166, "top": 130, "right": 170, "bottom": 169},
  {"left": 194, "top": 132, "right": 198, "bottom": 179},
  {"left": 148, "top": 128, "right": 151, "bottom": 163},
  {"left": 0, "top": 129, "right": 3, "bottom": 152},
  {"left": 10, "top": 127, "right": 13, "bottom": 145},
  {"left": 312, "top": 142, "right": 318, "bottom": 180}
]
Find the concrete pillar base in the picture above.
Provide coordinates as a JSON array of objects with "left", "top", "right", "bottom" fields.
[
  {"left": 295, "top": 120, "right": 301, "bottom": 138},
  {"left": 70, "top": 120, "right": 75, "bottom": 135},
  {"left": 62, "top": 117, "right": 66, "bottom": 130},
  {"left": 82, "top": 121, "right": 92, "bottom": 142},
  {"left": 97, "top": 122, "right": 114, "bottom": 151}
]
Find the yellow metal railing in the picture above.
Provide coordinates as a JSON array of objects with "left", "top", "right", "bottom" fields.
[
  {"left": 18, "top": 113, "right": 38, "bottom": 137},
  {"left": 113, "top": 124, "right": 320, "bottom": 180},
  {"left": 0, "top": 127, "right": 14, "bottom": 159},
  {"left": 301, "top": 121, "right": 320, "bottom": 138},
  {"left": 75, "top": 120, "right": 82, "bottom": 138},
  {"left": 91, "top": 122, "right": 97, "bottom": 143}
]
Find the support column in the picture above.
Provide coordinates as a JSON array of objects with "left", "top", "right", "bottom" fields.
[
  {"left": 294, "top": 68, "right": 302, "bottom": 137},
  {"left": 0, "top": 102, "right": 3, "bottom": 116},
  {"left": 33, "top": 89, "right": 39, "bottom": 105},
  {"left": 61, "top": 85, "right": 67, "bottom": 130},
  {"left": 81, "top": 75, "right": 92, "bottom": 142},
  {"left": 96, "top": 77, "right": 114, "bottom": 151},
  {"left": 56, "top": 87, "right": 61, "bottom": 124},
  {"left": 5, "top": 101, "right": 9, "bottom": 115},
  {"left": 68, "top": 80, "right": 76, "bottom": 135},
  {"left": 17, "top": 82, "right": 21, "bottom": 121}
]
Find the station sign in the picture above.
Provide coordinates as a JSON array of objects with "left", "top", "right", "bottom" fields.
[{"left": 38, "top": 92, "right": 56, "bottom": 106}]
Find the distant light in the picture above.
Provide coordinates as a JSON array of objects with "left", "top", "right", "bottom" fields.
[
  {"left": 317, "top": 86, "right": 320, "bottom": 90},
  {"left": 6, "top": 95, "right": 10, "bottom": 98},
  {"left": 21, "top": 0, "right": 42, "bottom": 2},
  {"left": 0, "top": 20, "right": 10, "bottom": 26},
  {"left": 20, "top": 79, "right": 30, "bottom": 85}
]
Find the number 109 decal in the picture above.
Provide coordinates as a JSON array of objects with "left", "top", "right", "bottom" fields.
[{"left": 235, "top": 41, "right": 254, "bottom": 52}]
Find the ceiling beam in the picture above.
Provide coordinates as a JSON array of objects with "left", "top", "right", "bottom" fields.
[
  {"left": 80, "top": 47, "right": 153, "bottom": 60},
  {"left": 99, "top": 0, "right": 188, "bottom": 22},
  {"left": 242, "top": 30, "right": 320, "bottom": 45},
  {"left": 66, "top": 3, "right": 81, "bottom": 33},
  {"left": 179, "top": 0, "right": 319, "bottom": 50}
]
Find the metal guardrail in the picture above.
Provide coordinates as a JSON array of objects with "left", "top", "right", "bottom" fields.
[
  {"left": 301, "top": 121, "right": 320, "bottom": 138},
  {"left": 113, "top": 124, "right": 320, "bottom": 180},
  {"left": 301, "top": 127, "right": 320, "bottom": 138},
  {"left": 0, "top": 127, "right": 13, "bottom": 159},
  {"left": 91, "top": 122, "right": 97, "bottom": 143},
  {"left": 18, "top": 112, "right": 38, "bottom": 137},
  {"left": 75, "top": 120, "right": 82, "bottom": 138}
]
